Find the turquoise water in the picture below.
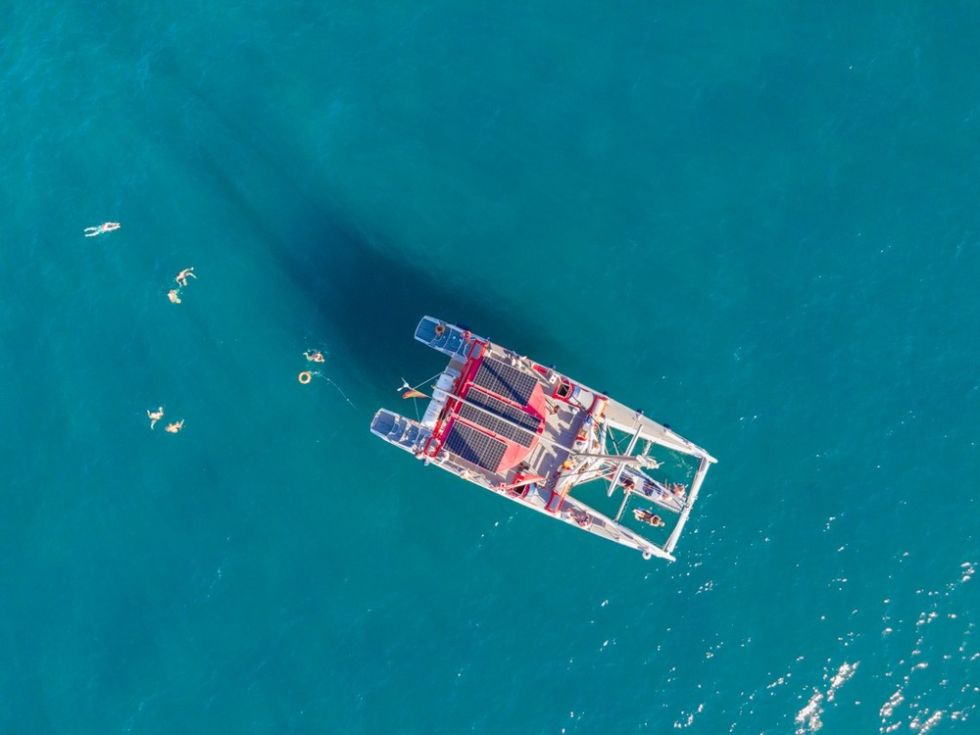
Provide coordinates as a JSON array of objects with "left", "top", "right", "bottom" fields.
[{"left": 2, "top": 2, "right": 978, "bottom": 732}]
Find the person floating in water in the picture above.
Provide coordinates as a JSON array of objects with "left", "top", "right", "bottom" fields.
[
  {"left": 633, "top": 508, "right": 665, "bottom": 528},
  {"left": 164, "top": 419, "right": 185, "bottom": 434},
  {"left": 167, "top": 289, "right": 182, "bottom": 304},
  {"left": 303, "top": 349, "right": 326, "bottom": 363},
  {"left": 147, "top": 406, "right": 164, "bottom": 429},
  {"left": 83, "top": 222, "right": 121, "bottom": 237},
  {"left": 176, "top": 267, "right": 196, "bottom": 287}
]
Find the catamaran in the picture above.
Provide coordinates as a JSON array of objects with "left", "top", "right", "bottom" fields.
[{"left": 370, "top": 317, "right": 716, "bottom": 560}]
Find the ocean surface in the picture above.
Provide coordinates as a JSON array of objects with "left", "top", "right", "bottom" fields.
[{"left": 1, "top": 2, "right": 977, "bottom": 733}]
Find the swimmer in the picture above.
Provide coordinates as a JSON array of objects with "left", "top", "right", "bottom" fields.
[
  {"left": 164, "top": 419, "right": 185, "bottom": 434},
  {"left": 83, "top": 222, "right": 121, "bottom": 237},
  {"left": 147, "top": 406, "right": 164, "bottom": 429},
  {"left": 167, "top": 289, "right": 182, "bottom": 304},
  {"left": 303, "top": 349, "right": 326, "bottom": 363},
  {"left": 175, "top": 267, "right": 196, "bottom": 287}
]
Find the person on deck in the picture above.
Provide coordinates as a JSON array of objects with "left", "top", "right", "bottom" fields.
[{"left": 633, "top": 508, "right": 665, "bottom": 527}]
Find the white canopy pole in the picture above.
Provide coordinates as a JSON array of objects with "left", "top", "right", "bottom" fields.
[{"left": 664, "top": 457, "right": 711, "bottom": 553}]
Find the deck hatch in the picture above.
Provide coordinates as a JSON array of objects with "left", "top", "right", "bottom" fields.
[
  {"left": 472, "top": 357, "right": 537, "bottom": 405},
  {"left": 458, "top": 403, "right": 536, "bottom": 446},
  {"left": 466, "top": 388, "right": 541, "bottom": 431},
  {"left": 444, "top": 422, "right": 507, "bottom": 471}
]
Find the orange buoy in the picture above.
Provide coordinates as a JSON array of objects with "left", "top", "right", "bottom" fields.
[{"left": 298, "top": 370, "right": 312, "bottom": 385}]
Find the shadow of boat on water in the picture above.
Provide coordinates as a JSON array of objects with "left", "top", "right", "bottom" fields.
[
  {"left": 278, "top": 210, "right": 572, "bottom": 390},
  {"left": 196, "top": 144, "right": 588, "bottom": 401},
  {"left": 175, "top": 76, "right": 578, "bottom": 395}
]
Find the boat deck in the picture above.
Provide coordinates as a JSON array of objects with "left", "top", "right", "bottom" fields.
[
  {"left": 433, "top": 343, "right": 585, "bottom": 488},
  {"left": 527, "top": 398, "right": 582, "bottom": 491}
]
